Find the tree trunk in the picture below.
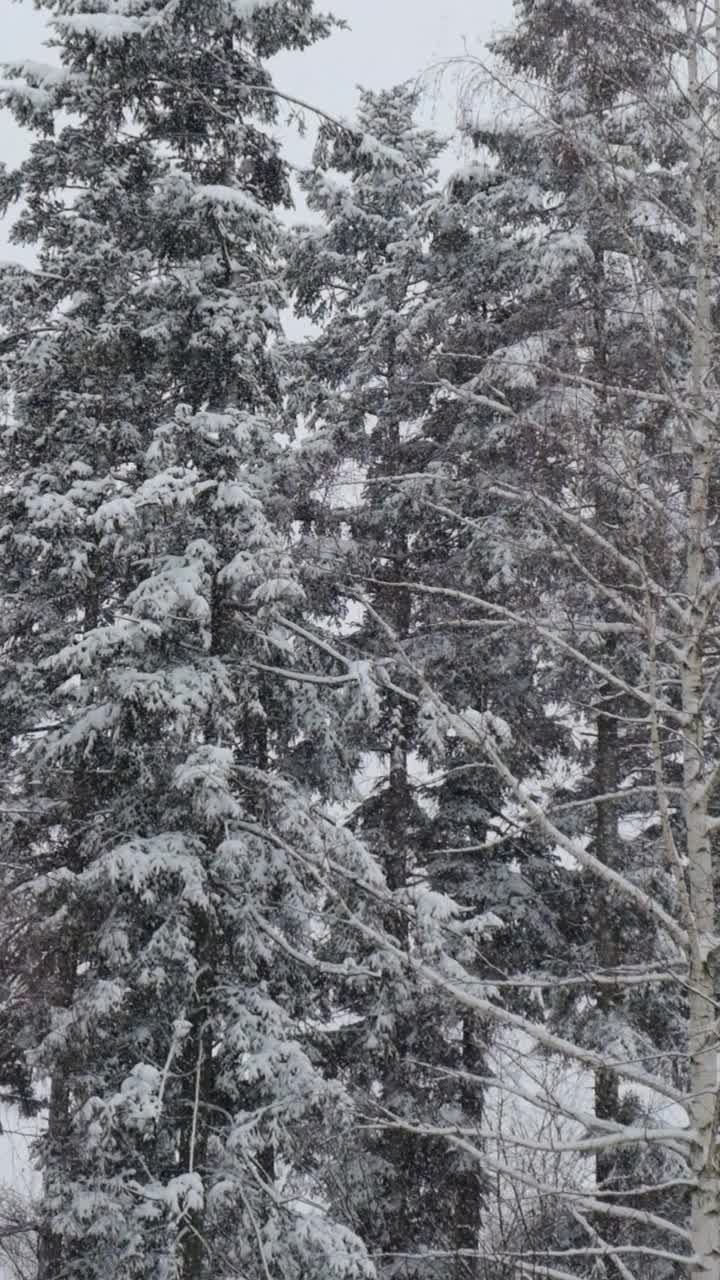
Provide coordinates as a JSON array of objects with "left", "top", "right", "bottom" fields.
[
  {"left": 37, "top": 942, "right": 76, "bottom": 1280},
  {"left": 593, "top": 667, "right": 623, "bottom": 1258},
  {"left": 684, "top": 8, "right": 720, "bottom": 1273},
  {"left": 449, "top": 1013, "right": 486, "bottom": 1280},
  {"left": 178, "top": 1014, "right": 214, "bottom": 1280},
  {"left": 37, "top": 1072, "right": 69, "bottom": 1280}
]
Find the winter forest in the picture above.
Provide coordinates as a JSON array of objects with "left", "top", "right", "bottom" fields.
[{"left": 3, "top": 0, "right": 720, "bottom": 1278}]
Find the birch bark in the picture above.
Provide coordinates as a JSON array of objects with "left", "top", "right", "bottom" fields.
[{"left": 684, "top": 5, "right": 720, "bottom": 1274}]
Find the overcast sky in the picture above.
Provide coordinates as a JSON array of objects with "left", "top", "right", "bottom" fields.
[{"left": 272, "top": 0, "right": 514, "bottom": 132}]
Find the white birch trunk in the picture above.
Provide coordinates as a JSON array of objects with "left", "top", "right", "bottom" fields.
[{"left": 684, "top": 2, "right": 720, "bottom": 1274}]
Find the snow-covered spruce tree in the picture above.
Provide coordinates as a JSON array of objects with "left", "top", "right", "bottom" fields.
[
  {"left": 286, "top": 87, "right": 478, "bottom": 1280},
  {"left": 285, "top": 85, "right": 579, "bottom": 1280},
  {"left": 0, "top": 6, "right": 386, "bottom": 1280},
  {"left": 465, "top": 1, "right": 693, "bottom": 1267},
  {"left": 350, "top": 2, "right": 720, "bottom": 1278},
  {"left": 452, "top": 1, "right": 692, "bottom": 1265}
]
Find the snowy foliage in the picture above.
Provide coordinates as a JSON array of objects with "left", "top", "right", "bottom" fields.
[{"left": 2, "top": 2, "right": 720, "bottom": 1280}]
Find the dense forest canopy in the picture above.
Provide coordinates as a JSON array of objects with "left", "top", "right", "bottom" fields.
[{"left": 0, "top": 3, "right": 720, "bottom": 1280}]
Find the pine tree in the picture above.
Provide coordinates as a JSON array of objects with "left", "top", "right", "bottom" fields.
[
  {"left": 476, "top": 2, "right": 690, "bottom": 1265},
  {"left": 0, "top": 6, "right": 384, "bottom": 1280},
  {"left": 285, "top": 86, "right": 465, "bottom": 1280},
  {"left": 285, "top": 83, "right": 577, "bottom": 1280}
]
